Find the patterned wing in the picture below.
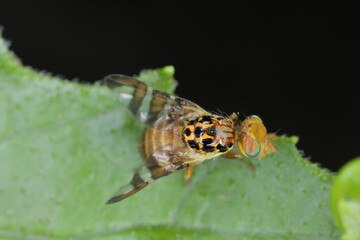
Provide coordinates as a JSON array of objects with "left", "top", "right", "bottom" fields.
[
  {"left": 104, "top": 74, "right": 208, "bottom": 126},
  {"left": 106, "top": 161, "right": 180, "bottom": 204},
  {"left": 106, "top": 146, "right": 213, "bottom": 204},
  {"left": 106, "top": 165, "right": 158, "bottom": 204}
]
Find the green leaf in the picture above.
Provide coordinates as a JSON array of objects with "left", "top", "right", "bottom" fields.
[
  {"left": 331, "top": 157, "right": 360, "bottom": 240},
  {"left": 0, "top": 32, "right": 340, "bottom": 239}
]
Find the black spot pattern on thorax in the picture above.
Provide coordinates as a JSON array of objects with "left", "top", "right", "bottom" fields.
[
  {"left": 194, "top": 127, "right": 204, "bottom": 138},
  {"left": 202, "top": 145, "right": 215, "bottom": 152},
  {"left": 205, "top": 126, "right": 216, "bottom": 136},
  {"left": 188, "top": 118, "right": 198, "bottom": 125},
  {"left": 202, "top": 138, "right": 213, "bottom": 145},
  {"left": 216, "top": 144, "right": 228, "bottom": 152},
  {"left": 199, "top": 115, "right": 213, "bottom": 123},
  {"left": 187, "top": 140, "right": 199, "bottom": 150},
  {"left": 184, "top": 115, "right": 228, "bottom": 153}
]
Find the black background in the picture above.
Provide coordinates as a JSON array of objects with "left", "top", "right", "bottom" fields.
[{"left": 1, "top": 2, "right": 360, "bottom": 172}]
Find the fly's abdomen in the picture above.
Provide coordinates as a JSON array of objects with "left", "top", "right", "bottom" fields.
[{"left": 140, "top": 119, "right": 186, "bottom": 167}]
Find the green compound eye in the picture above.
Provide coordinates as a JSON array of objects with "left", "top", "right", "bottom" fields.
[
  {"left": 245, "top": 136, "right": 261, "bottom": 157},
  {"left": 250, "top": 115, "right": 262, "bottom": 122}
]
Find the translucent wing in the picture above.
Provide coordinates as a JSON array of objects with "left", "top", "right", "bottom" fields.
[
  {"left": 104, "top": 74, "right": 208, "bottom": 126},
  {"left": 106, "top": 144, "right": 215, "bottom": 204},
  {"left": 106, "top": 160, "right": 182, "bottom": 204},
  {"left": 106, "top": 165, "right": 158, "bottom": 204}
]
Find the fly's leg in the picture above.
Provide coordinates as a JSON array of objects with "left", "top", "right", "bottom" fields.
[
  {"left": 222, "top": 151, "right": 255, "bottom": 170},
  {"left": 184, "top": 166, "right": 195, "bottom": 185}
]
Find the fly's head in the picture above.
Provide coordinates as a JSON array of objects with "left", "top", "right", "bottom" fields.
[{"left": 237, "top": 115, "right": 277, "bottom": 159}]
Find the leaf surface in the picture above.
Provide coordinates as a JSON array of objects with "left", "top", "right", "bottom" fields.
[{"left": 0, "top": 33, "right": 340, "bottom": 239}]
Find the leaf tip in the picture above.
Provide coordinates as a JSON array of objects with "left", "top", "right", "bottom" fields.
[
  {"left": 162, "top": 65, "right": 175, "bottom": 75},
  {"left": 289, "top": 135, "right": 299, "bottom": 145}
]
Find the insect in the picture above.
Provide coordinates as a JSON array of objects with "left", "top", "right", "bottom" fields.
[{"left": 104, "top": 74, "right": 277, "bottom": 204}]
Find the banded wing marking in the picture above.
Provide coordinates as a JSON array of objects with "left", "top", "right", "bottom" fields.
[
  {"left": 104, "top": 74, "right": 208, "bottom": 126},
  {"left": 106, "top": 146, "right": 209, "bottom": 204}
]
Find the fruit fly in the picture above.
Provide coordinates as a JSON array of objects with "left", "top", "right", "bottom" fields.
[{"left": 104, "top": 75, "right": 277, "bottom": 204}]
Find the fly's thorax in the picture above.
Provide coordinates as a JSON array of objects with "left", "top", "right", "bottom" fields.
[{"left": 183, "top": 115, "right": 235, "bottom": 153}]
